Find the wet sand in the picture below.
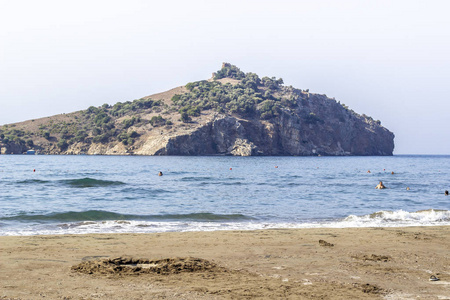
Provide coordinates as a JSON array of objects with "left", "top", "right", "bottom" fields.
[{"left": 1, "top": 226, "right": 449, "bottom": 299}]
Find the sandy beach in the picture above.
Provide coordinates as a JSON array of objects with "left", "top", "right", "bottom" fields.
[{"left": 1, "top": 226, "right": 449, "bottom": 299}]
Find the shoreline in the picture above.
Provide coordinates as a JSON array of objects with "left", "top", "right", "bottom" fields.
[
  {"left": 2, "top": 208, "right": 450, "bottom": 236},
  {"left": 1, "top": 226, "right": 449, "bottom": 299}
]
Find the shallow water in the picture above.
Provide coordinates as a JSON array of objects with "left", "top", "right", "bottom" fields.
[{"left": 0, "top": 155, "right": 449, "bottom": 235}]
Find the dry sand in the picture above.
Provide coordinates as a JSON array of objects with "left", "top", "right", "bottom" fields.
[{"left": 1, "top": 226, "right": 449, "bottom": 299}]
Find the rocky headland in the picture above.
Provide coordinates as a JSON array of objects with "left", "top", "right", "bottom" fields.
[{"left": 0, "top": 63, "right": 394, "bottom": 156}]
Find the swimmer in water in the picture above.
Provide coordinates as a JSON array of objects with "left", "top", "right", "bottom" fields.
[
  {"left": 445, "top": 190, "right": 449, "bottom": 196},
  {"left": 158, "top": 171, "right": 163, "bottom": 176},
  {"left": 375, "top": 181, "right": 386, "bottom": 189}
]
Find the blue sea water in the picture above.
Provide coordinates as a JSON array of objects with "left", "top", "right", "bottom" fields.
[{"left": 0, "top": 155, "right": 449, "bottom": 235}]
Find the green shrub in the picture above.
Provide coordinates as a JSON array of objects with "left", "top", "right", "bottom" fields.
[
  {"left": 74, "top": 130, "right": 88, "bottom": 142},
  {"left": 87, "top": 106, "right": 100, "bottom": 114},
  {"left": 171, "top": 94, "right": 181, "bottom": 103},
  {"left": 129, "top": 131, "right": 139, "bottom": 138},
  {"left": 94, "top": 112, "right": 111, "bottom": 126},
  {"left": 185, "top": 106, "right": 201, "bottom": 117},
  {"left": 257, "top": 100, "right": 279, "bottom": 119},
  {"left": 92, "top": 127, "right": 101, "bottom": 136},
  {"left": 118, "top": 131, "right": 138, "bottom": 145},
  {"left": 213, "top": 63, "right": 245, "bottom": 80},
  {"left": 150, "top": 115, "right": 165, "bottom": 126},
  {"left": 180, "top": 112, "right": 191, "bottom": 123},
  {"left": 261, "top": 76, "right": 283, "bottom": 91},
  {"left": 92, "top": 133, "right": 110, "bottom": 144},
  {"left": 122, "top": 116, "right": 141, "bottom": 129},
  {"left": 57, "top": 139, "right": 69, "bottom": 150}
]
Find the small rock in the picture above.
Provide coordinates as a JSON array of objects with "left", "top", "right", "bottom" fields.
[{"left": 318, "top": 240, "right": 334, "bottom": 247}]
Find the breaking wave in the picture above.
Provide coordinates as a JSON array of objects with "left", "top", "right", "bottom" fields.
[
  {"left": 0, "top": 210, "right": 254, "bottom": 223},
  {"left": 340, "top": 209, "right": 450, "bottom": 227}
]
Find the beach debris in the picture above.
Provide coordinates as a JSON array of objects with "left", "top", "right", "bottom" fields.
[
  {"left": 429, "top": 275, "right": 440, "bottom": 281},
  {"left": 352, "top": 254, "right": 391, "bottom": 262},
  {"left": 72, "top": 256, "right": 222, "bottom": 276},
  {"left": 353, "top": 283, "right": 384, "bottom": 294},
  {"left": 318, "top": 239, "right": 334, "bottom": 247}
]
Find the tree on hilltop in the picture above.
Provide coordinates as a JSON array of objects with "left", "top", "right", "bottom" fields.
[{"left": 213, "top": 63, "right": 246, "bottom": 80}]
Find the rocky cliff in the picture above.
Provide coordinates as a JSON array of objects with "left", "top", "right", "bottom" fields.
[{"left": 0, "top": 64, "right": 394, "bottom": 156}]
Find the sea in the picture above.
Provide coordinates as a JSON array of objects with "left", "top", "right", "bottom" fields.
[{"left": 0, "top": 155, "right": 449, "bottom": 236}]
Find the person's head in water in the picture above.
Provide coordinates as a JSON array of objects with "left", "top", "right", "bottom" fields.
[
  {"left": 376, "top": 181, "right": 386, "bottom": 189},
  {"left": 445, "top": 190, "right": 449, "bottom": 196},
  {"left": 158, "top": 171, "right": 163, "bottom": 176}
]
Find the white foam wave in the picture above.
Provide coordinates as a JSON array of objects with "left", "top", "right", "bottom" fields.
[
  {"left": 340, "top": 209, "right": 450, "bottom": 227},
  {"left": 1, "top": 209, "right": 449, "bottom": 236}
]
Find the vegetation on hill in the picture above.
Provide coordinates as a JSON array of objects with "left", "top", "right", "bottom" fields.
[
  {"left": 172, "top": 64, "right": 293, "bottom": 120},
  {"left": 0, "top": 63, "right": 388, "bottom": 155},
  {"left": 0, "top": 126, "right": 29, "bottom": 147},
  {"left": 0, "top": 63, "right": 316, "bottom": 152},
  {"left": 0, "top": 97, "right": 167, "bottom": 151}
]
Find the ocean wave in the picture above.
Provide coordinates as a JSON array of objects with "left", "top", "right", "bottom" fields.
[
  {"left": 15, "top": 178, "right": 125, "bottom": 188},
  {"left": 1, "top": 210, "right": 450, "bottom": 236},
  {"left": 181, "top": 176, "right": 215, "bottom": 181},
  {"left": 0, "top": 220, "right": 266, "bottom": 235},
  {"left": 1, "top": 209, "right": 449, "bottom": 236},
  {"left": 199, "top": 181, "right": 245, "bottom": 186},
  {"left": 0, "top": 210, "right": 254, "bottom": 223},
  {"left": 119, "top": 187, "right": 174, "bottom": 195},
  {"left": 279, "top": 175, "right": 303, "bottom": 179},
  {"left": 342, "top": 209, "right": 450, "bottom": 227},
  {"left": 16, "top": 179, "right": 50, "bottom": 184},
  {"left": 61, "top": 178, "right": 125, "bottom": 188}
]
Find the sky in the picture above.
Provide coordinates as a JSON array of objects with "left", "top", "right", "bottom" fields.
[{"left": 1, "top": 0, "right": 449, "bottom": 154}]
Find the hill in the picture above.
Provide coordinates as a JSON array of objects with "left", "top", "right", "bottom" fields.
[{"left": 0, "top": 63, "right": 394, "bottom": 156}]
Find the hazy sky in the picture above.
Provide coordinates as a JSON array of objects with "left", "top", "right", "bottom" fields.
[{"left": 1, "top": 0, "right": 449, "bottom": 154}]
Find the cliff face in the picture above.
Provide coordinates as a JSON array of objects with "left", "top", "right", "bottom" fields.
[
  {"left": 138, "top": 98, "right": 394, "bottom": 156},
  {"left": 0, "top": 64, "right": 395, "bottom": 156},
  {"left": 0, "top": 142, "right": 26, "bottom": 155}
]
